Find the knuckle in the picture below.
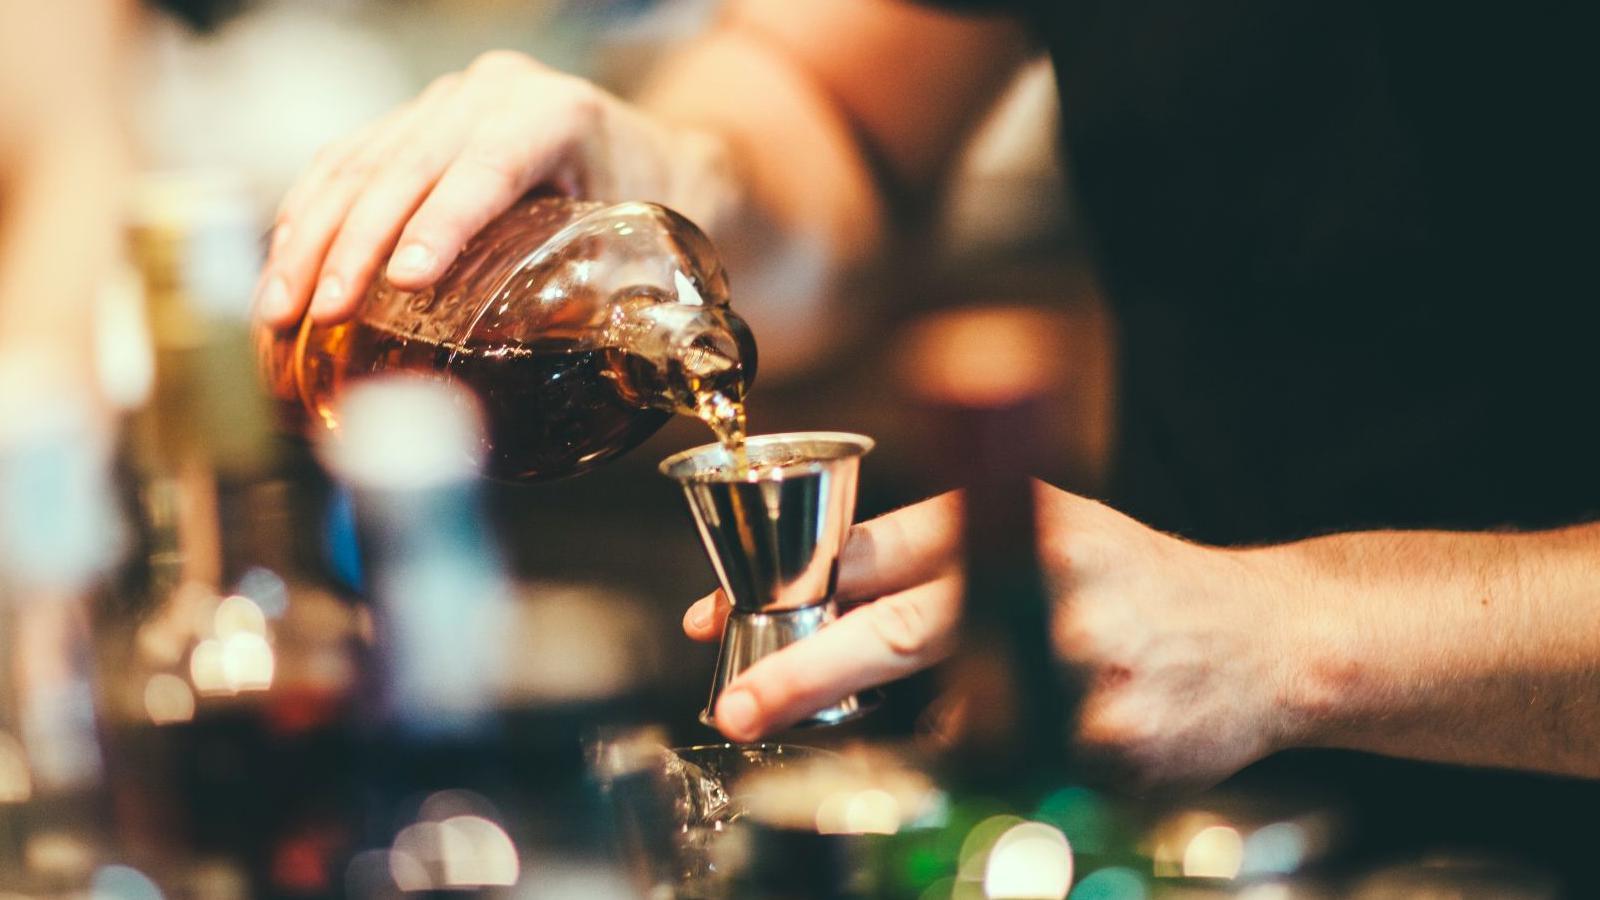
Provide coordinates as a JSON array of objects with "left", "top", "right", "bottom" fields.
[
  {"left": 556, "top": 77, "right": 602, "bottom": 117},
  {"left": 868, "top": 596, "right": 930, "bottom": 658},
  {"left": 423, "top": 71, "right": 462, "bottom": 98},
  {"left": 389, "top": 144, "right": 443, "bottom": 182},
  {"left": 1054, "top": 529, "right": 1114, "bottom": 576},
  {"left": 468, "top": 49, "right": 535, "bottom": 78},
  {"left": 329, "top": 153, "right": 376, "bottom": 185}
]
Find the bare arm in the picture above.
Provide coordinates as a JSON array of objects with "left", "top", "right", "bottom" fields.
[
  {"left": 641, "top": 0, "right": 1031, "bottom": 373},
  {"left": 0, "top": 2, "right": 129, "bottom": 399},
  {"left": 685, "top": 486, "right": 1600, "bottom": 786},
  {"left": 1264, "top": 525, "right": 1600, "bottom": 778}
]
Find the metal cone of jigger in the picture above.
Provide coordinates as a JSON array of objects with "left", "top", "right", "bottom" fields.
[{"left": 660, "top": 432, "right": 879, "bottom": 728}]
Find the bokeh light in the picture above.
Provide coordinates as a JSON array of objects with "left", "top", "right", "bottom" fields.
[
  {"left": 1182, "top": 825, "right": 1244, "bottom": 879},
  {"left": 189, "top": 638, "right": 228, "bottom": 696},
  {"left": 816, "top": 788, "right": 902, "bottom": 835},
  {"left": 1069, "top": 867, "right": 1148, "bottom": 900},
  {"left": 214, "top": 593, "right": 268, "bottom": 638},
  {"left": 234, "top": 566, "right": 290, "bottom": 618},
  {"left": 1035, "top": 786, "right": 1114, "bottom": 856},
  {"left": 1242, "top": 821, "right": 1309, "bottom": 876},
  {"left": 220, "top": 632, "right": 275, "bottom": 692},
  {"left": 388, "top": 811, "right": 520, "bottom": 891},
  {"left": 142, "top": 673, "right": 196, "bottom": 724},
  {"left": 983, "top": 821, "right": 1073, "bottom": 899},
  {"left": 0, "top": 731, "right": 32, "bottom": 802},
  {"left": 958, "top": 814, "right": 1026, "bottom": 880},
  {"left": 91, "top": 864, "right": 166, "bottom": 900}
]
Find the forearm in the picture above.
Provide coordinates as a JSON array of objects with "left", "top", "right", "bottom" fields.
[
  {"left": 1260, "top": 525, "right": 1600, "bottom": 777},
  {"left": 0, "top": 1, "right": 129, "bottom": 402},
  {"left": 637, "top": 28, "right": 886, "bottom": 378},
  {"left": 637, "top": 0, "right": 1030, "bottom": 378}
]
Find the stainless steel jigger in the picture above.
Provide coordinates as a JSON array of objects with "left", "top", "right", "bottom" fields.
[{"left": 659, "top": 432, "right": 878, "bottom": 728}]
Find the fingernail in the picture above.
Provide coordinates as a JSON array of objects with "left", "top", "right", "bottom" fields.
[
  {"left": 311, "top": 274, "right": 344, "bottom": 313},
  {"left": 686, "top": 602, "right": 712, "bottom": 630},
  {"left": 716, "top": 689, "right": 758, "bottom": 737},
  {"left": 256, "top": 275, "right": 291, "bottom": 321},
  {"left": 270, "top": 223, "right": 291, "bottom": 253},
  {"left": 389, "top": 243, "right": 436, "bottom": 279}
]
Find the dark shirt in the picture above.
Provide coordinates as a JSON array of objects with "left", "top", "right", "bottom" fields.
[{"left": 926, "top": 0, "right": 1598, "bottom": 892}]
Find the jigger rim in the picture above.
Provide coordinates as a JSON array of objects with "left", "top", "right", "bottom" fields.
[{"left": 658, "top": 431, "right": 875, "bottom": 483}]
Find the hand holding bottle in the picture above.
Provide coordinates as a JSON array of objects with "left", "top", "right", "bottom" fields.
[{"left": 254, "top": 50, "right": 739, "bottom": 329}]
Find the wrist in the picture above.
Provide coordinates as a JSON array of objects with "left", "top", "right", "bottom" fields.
[{"left": 1228, "top": 541, "right": 1353, "bottom": 753}]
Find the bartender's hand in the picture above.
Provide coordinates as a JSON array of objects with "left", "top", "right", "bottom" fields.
[
  {"left": 254, "top": 50, "right": 738, "bottom": 328},
  {"left": 682, "top": 484, "right": 1306, "bottom": 791}
]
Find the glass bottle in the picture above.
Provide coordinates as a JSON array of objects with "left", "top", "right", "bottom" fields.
[{"left": 258, "top": 196, "right": 758, "bottom": 482}]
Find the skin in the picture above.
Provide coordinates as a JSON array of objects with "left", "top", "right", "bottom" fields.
[
  {"left": 684, "top": 488, "right": 1600, "bottom": 786},
  {"left": 0, "top": 1, "right": 129, "bottom": 408},
  {"left": 260, "top": 0, "right": 1600, "bottom": 786}
]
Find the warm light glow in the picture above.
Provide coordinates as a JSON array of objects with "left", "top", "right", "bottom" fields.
[
  {"left": 815, "top": 789, "right": 902, "bottom": 835},
  {"left": 845, "top": 789, "right": 902, "bottom": 835},
  {"left": 191, "top": 632, "right": 275, "bottom": 696},
  {"left": 214, "top": 594, "right": 268, "bottom": 638},
  {"left": 190, "top": 639, "right": 229, "bottom": 696},
  {"left": 0, "top": 732, "right": 32, "bottom": 803},
  {"left": 438, "top": 815, "right": 519, "bottom": 887},
  {"left": 220, "top": 632, "right": 275, "bottom": 692},
  {"left": 25, "top": 831, "right": 95, "bottom": 881},
  {"left": 1182, "top": 825, "right": 1244, "bottom": 879},
  {"left": 388, "top": 823, "right": 438, "bottom": 893},
  {"left": 959, "top": 815, "right": 1026, "bottom": 880},
  {"left": 418, "top": 789, "right": 500, "bottom": 823},
  {"left": 388, "top": 816, "right": 519, "bottom": 891},
  {"left": 143, "top": 673, "right": 196, "bottom": 724},
  {"left": 983, "top": 822, "right": 1073, "bottom": 899}
]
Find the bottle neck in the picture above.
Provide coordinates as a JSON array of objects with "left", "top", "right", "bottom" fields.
[{"left": 606, "top": 291, "right": 756, "bottom": 417}]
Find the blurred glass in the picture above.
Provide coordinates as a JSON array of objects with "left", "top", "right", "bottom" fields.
[
  {"left": 597, "top": 738, "right": 837, "bottom": 899},
  {"left": 0, "top": 391, "right": 126, "bottom": 894}
]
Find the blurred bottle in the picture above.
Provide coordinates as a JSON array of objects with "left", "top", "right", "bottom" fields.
[
  {"left": 102, "top": 171, "right": 364, "bottom": 898},
  {"left": 901, "top": 306, "right": 1081, "bottom": 785},
  {"left": 0, "top": 385, "right": 126, "bottom": 895},
  {"left": 887, "top": 308, "right": 1129, "bottom": 900},
  {"left": 326, "top": 377, "right": 634, "bottom": 898},
  {"left": 259, "top": 195, "right": 758, "bottom": 482}
]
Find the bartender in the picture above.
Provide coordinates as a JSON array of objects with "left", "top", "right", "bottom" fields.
[{"left": 258, "top": 0, "right": 1599, "bottom": 883}]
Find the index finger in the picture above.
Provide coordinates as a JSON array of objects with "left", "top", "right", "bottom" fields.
[
  {"left": 711, "top": 575, "right": 962, "bottom": 741},
  {"left": 681, "top": 491, "right": 961, "bottom": 643}
]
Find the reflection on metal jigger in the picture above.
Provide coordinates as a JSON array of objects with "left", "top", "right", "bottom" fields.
[{"left": 659, "top": 432, "right": 880, "bottom": 728}]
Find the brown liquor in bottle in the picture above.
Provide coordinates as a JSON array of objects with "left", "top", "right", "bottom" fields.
[
  {"left": 294, "top": 319, "right": 747, "bottom": 481},
  {"left": 257, "top": 197, "right": 756, "bottom": 482}
]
